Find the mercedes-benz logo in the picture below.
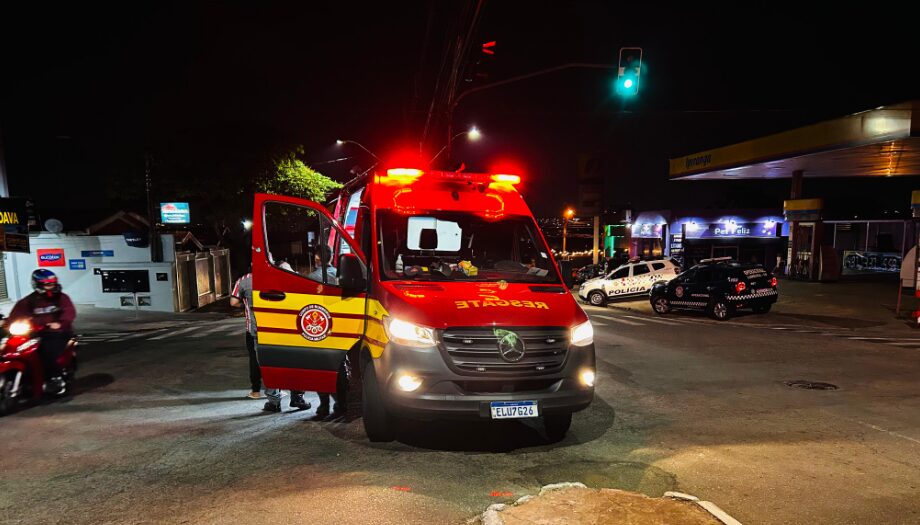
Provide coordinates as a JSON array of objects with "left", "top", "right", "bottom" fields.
[{"left": 494, "top": 329, "right": 526, "bottom": 363}]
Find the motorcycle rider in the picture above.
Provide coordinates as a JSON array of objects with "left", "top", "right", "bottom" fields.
[{"left": 8, "top": 269, "right": 76, "bottom": 394}]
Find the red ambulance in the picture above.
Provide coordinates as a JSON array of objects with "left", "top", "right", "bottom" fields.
[{"left": 251, "top": 167, "right": 595, "bottom": 441}]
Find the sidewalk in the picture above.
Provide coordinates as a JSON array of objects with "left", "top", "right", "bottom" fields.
[
  {"left": 590, "top": 277, "right": 918, "bottom": 332},
  {"left": 74, "top": 298, "right": 237, "bottom": 334}
]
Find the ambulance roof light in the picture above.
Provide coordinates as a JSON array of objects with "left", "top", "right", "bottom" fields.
[
  {"left": 387, "top": 168, "right": 424, "bottom": 178},
  {"left": 491, "top": 174, "right": 520, "bottom": 185}
]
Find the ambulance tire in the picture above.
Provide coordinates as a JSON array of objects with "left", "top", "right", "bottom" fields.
[
  {"left": 361, "top": 361, "right": 395, "bottom": 442},
  {"left": 543, "top": 413, "right": 572, "bottom": 443},
  {"left": 587, "top": 290, "right": 606, "bottom": 307}
]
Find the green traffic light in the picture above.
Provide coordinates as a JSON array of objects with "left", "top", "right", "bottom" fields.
[{"left": 623, "top": 78, "right": 633, "bottom": 89}]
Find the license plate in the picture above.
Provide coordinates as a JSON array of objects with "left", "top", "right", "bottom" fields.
[
  {"left": 490, "top": 401, "right": 539, "bottom": 419},
  {"left": 756, "top": 288, "right": 773, "bottom": 294}
]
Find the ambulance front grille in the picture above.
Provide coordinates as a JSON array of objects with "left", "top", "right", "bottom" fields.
[{"left": 438, "top": 327, "right": 569, "bottom": 375}]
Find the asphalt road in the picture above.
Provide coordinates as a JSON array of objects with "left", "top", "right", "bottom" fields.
[{"left": 2, "top": 304, "right": 920, "bottom": 524}]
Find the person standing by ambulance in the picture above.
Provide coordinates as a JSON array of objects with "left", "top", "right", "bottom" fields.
[{"left": 230, "top": 269, "right": 262, "bottom": 399}]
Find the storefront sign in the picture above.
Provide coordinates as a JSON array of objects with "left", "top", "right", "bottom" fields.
[
  {"left": 37, "top": 248, "right": 66, "bottom": 267},
  {"left": 685, "top": 221, "right": 778, "bottom": 239},
  {"left": 123, "top": 231, "right": 149, "bottom": 248},
  {"left": 69, "top": 259, "right": 87, "bottom": 270},
  {"left": 160, "top": 202, "right": 190, "bottom": 224},
  {"left": 633, "top": 223, "right": 663, "bottom": 239},
  {"left": 784, "top": 198, "right": 823, "bottom": 221},
  {"left": 0, "top": 197, "right": 30, "bottom": 253},
  {"left": 81, "top": 250, "right": 114, "bottom": 257}
]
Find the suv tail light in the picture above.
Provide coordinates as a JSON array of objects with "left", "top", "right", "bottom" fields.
[
  {"left": 770, "top": 277, "right": 778, "bottom": 287},
  {"left": 734, "top": 281, "right": 746, "bottom": 294}
]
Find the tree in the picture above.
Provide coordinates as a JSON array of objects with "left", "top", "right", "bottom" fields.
[{"left": 257, "top": 147, "right": 342, "bottom": 202}]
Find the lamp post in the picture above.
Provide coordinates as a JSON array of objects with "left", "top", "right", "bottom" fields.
[
  {"left": 335, "top": 139, "right": 379, "bottom": 162},
  {"left": 563, "top": 208, "right": 575, "bottom": 259},
  {"left": 429, "top": 126, "right": 481, "bottom": 166}
]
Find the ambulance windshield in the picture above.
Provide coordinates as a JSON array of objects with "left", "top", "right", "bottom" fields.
[{"left": 377, "top": 210, "right": 560, "bottom": 283}]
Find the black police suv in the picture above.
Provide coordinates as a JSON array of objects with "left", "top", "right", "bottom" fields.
[{"left": 649, "top": 257, "right": 778, "bottom": 321}]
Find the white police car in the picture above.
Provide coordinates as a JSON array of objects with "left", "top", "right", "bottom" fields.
[{"left": 579, "top": 258, "right": 680, "bottom": 306}]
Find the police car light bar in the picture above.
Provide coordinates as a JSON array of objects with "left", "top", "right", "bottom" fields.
[{"left": 699, "top": 256, "right": 734, "bottom": 264}]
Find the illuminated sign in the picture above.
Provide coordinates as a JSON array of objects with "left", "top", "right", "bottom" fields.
[
  {"left": 685, "top": 221, "right": 779, "bottom": 239},
  {"left": 633, "top": 223, "right": 663, "bottom": 239},
  {"left": 160, "top": 202, "right": 190, "bottom": 224},
  {"left": 0, "top": 197, "right": 30, "bottom": 253}
]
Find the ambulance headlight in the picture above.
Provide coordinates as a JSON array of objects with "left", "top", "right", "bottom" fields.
[
  {"left": 570, "top": 320, "right": 593, "bottom": 346},
  {"left": 383, "top": 317, "right": 436, "bottom": 347},
  {"left": 396, "top": 373, "right": 423, "bottom": 392}
]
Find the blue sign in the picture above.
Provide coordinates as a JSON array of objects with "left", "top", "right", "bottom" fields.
[
  {"left": 81, "top": 250, "right": 114, "bottom": 257},
  {"left": 69, "top": 259, "right": 87, "bottom": 270},
  {"left": 160, "top": 202, "right": 190, "bottom": 224}
]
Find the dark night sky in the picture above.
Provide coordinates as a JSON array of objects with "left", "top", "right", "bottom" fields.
[{"left": 2, "top": 2, "right": 919, "bottom": 228}]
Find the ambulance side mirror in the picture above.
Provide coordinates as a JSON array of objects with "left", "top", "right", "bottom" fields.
[{"left": 338, "top": 253, "right": 367, "bottom": 292}]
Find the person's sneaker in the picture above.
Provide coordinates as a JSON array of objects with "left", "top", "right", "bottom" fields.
[
  {"left": 262, "top": 402, "right": 281, "bottom": 413},
  {"left": 290, "top": 397, "right": 311, "bottom": 410},
  {"left": 247, "top": 391, "right": 262, "bottom": 400}
]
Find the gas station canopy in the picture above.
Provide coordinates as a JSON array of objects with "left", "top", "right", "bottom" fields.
[{"left": 669, "top": 101, "right": 920, "bottom": 180}]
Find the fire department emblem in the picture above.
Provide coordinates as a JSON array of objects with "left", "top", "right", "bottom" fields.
[
  {"left": 675, "top": 285, "right": 685, "bottom": 298},
  {"left": 298, "top": 304, "right": 333, "bottom": 342}
]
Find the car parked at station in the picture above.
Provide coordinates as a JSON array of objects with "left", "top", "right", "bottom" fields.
[
  {"left": 578, "top": 258, "right": 680, "bottom": 306},
  {"left": 649, "top": 257, "right": 778, "bottom": 320}
]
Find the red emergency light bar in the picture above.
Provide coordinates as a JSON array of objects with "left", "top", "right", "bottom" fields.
[{"left": 385, "top": 168, "right": 520, "bottom": 185}]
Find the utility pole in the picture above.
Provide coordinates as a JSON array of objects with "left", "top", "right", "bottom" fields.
[
  {"left": 145, "top": 154, "right": 163, "bottom": 262},
  {"left": 0, "top": 121, "right": 9, "bottom": 197}
]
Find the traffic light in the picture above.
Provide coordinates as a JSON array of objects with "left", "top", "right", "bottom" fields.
[{"left": 616, "top": 47, "right": 642, "bottom": 96}]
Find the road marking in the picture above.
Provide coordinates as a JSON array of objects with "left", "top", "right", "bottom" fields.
[
  {"left": 591, "top": 314, "right": 643, "bottom": 326},
  {"left": 621, "top": 314, "right": 681, "bottom": 326},
  {"left": 858, "top": 421, "right": 920, "bottom": 446},
  {"left": 149, "top": 326, "right": 201, "bottom": 340},
  {"left": 190, "top": 325, "right": 237, "bottom": 337},
  {"left": 112, "top": 329, "right": 170, "bottom": 341},
  {"left": 591, "top": 321, "right": 607, "bottom": 326}
]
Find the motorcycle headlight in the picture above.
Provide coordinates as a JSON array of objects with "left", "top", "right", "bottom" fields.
[
  {"left": 570, "top": 320, "right": 594, "bottom": 347},
  {"left": 8, "top": 321, "right": 30, "bottom": 337},
  {"left": 383, "top": 317, "right": 436, "bottom": 347}
]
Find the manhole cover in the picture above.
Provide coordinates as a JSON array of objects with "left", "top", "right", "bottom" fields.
[{"left": 784, "top": 380, "right": 839, "bottom": 390}]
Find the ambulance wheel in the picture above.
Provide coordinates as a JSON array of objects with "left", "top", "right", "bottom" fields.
[
  {"left": 710, "top": 299, "right": 733, "bottom": 321},
  {"left": 587, "top": 290, "right": 606, "bottom": 307},
  {"left": 361, "top": 361, "right": 395, "bottom": 442},
  {"left": 753, "top": 304, "right": 772, "bottom": 314},
  {"left": 543, "top": 413, "right": 572, "bottom": 442},
  {"left": 652, "top": 296, "right": 670, "bottom": 315}
]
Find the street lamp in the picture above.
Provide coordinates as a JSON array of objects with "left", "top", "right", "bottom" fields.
[
  {"left": 429, "top": 126, "right": 482, "bottom": 165},
  {"left": 335, "top": 139, "right": 380, "bottom": 162},
  {"left": 563, "top": 208, "right": 575, "bottom": 259},
  {"left": 242, "top": 219, "right": 252, "bottom": 231}
]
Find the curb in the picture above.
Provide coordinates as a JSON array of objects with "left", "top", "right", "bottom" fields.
[
  {"left": 470, "top": 483, "right": 744, "bottom": 525},
  {"left": 664, "top": 491, "right": 743, "bottom": 525}
]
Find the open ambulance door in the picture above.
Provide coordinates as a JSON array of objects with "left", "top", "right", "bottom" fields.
[{"left": 251, "top": 193, "right": 368, "bottom": 393}]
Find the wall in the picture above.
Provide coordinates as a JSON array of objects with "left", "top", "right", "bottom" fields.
[{"left": 1, "top": 233, "right": 176, "bottom": 313}]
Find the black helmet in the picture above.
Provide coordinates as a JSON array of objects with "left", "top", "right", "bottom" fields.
[{"left": 31, "top": 269, "right": 61, "bottom": 297}]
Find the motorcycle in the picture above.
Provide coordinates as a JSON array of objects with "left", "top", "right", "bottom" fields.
[{"left": 0, "top": 314, "right": 77, "bottom": 416}]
